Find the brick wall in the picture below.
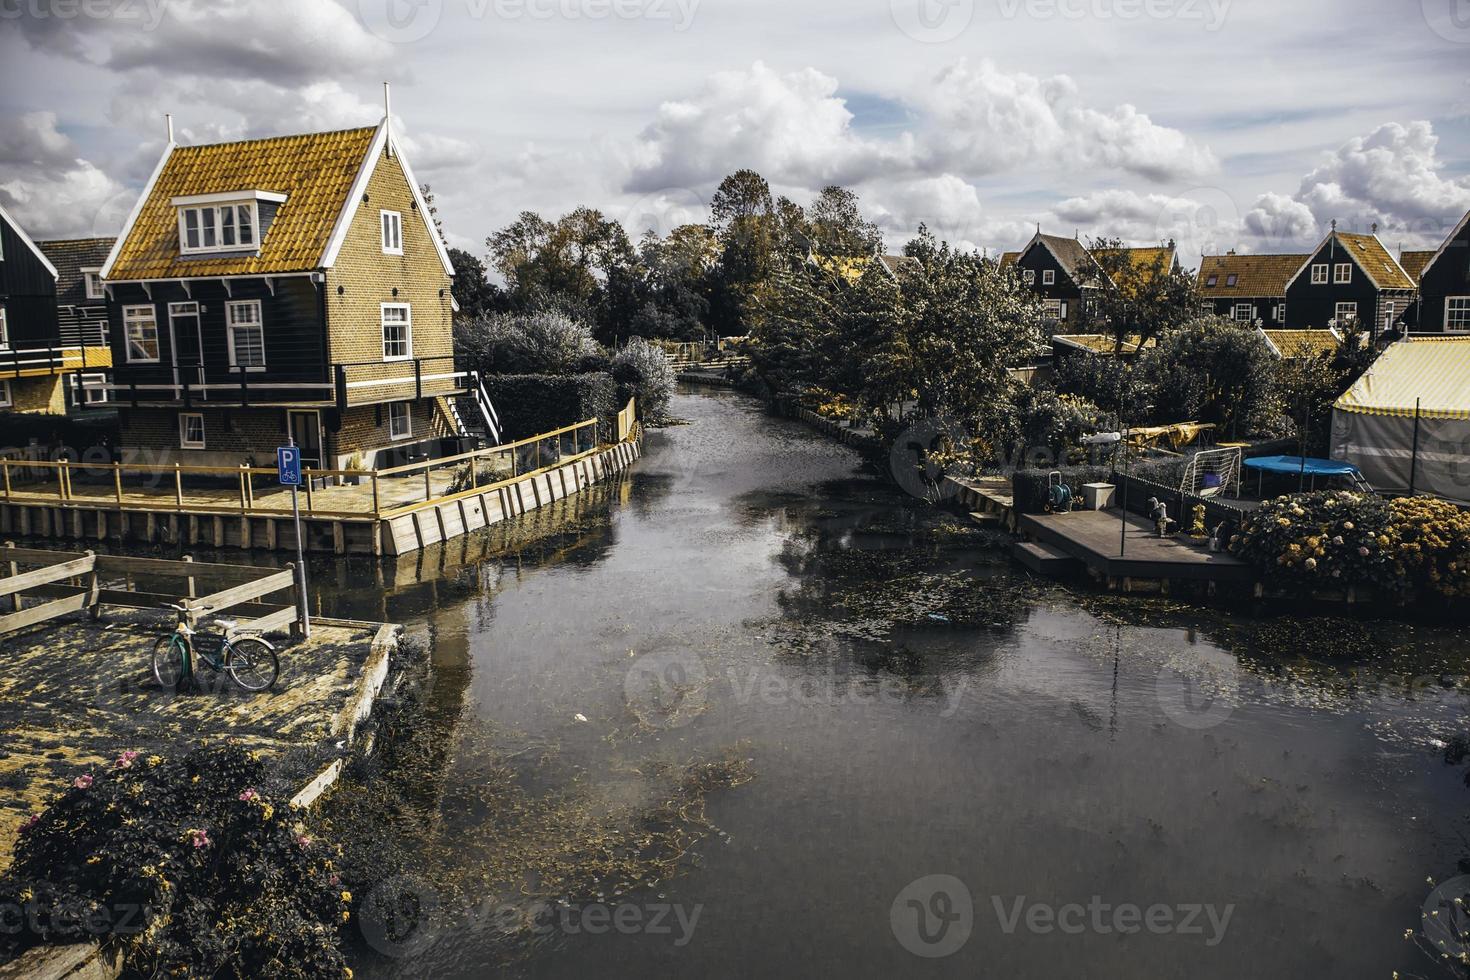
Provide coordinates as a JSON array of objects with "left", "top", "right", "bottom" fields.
[
  {"left": 323, "top": 148, "right": 456, "bottom": 406},
  {"left": 3, "top": 376, "right": 66, "bottom": 414},
  {"left": 334, "top": 397, "right": 458, "bottom": 468},
  {"left": 118, "top": 406, "right": 289, "bottom": 468}
]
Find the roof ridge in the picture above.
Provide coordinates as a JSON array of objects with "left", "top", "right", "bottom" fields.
[{"left": 173, "top": 124, "right": 379, "bottom": 152}]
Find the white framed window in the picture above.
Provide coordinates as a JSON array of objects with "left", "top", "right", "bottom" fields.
[
  {"left": 123, "top": 305, "right": 160, "bottom": 362},
  {"left": 381, "top": 210, "right": 403, "bottom": 255},
  {"left": 1022, "top": 269, "right": 1036, "bottom": 285},
  {"left": 179, "top": 413, "right": 205, "bottom": 449},
  {"left": 1445, "top": 297, "right": 1470, "bottom": 333},
  {"left": 388, "top": 401, "right": 412, "bottom": 440},
  {"left": 1059, "top": 299, "right": 1069, "bottom": 320},
  {"left": 1273, "top": 303, "right": 1285, "bottom": 323},
  {"left": 1311, "top": 264, "right": 1329, "bottom": 284},
  {"left": 381, "top": 303, "right": 412, "bottom": 360},
  {"left": 1042, "top": 299, "right": 1063, "bottom": 319},
  {"left": 1232, "top": 303, "right": 1254, "bottom": 323},
  {"left": 225, "top": 300, "right": 267, "bottom": 370},
  {"left": 82, "top": 269, "right": 104, "bottom": 300},
  {"left": 1042, "top": 269, "right": 1055, "bottom": 285},
  {"left": 1333, "top": 263, "right": 1352, "bottom": 284},
  {"left": 70, "top": 373, "right": 108, "bottom": 405},
  {"left": 1335, "top": 302, "right": 1358, "bottom": 323},
  {"left": 0, "top": 304, "right": 7, "bottom": 349},
  {"left": 178, "top": 202, "right": 258, "bottom": 255},
  {"left": 0, "top": 380, "right": 11, "bottom": 409}
]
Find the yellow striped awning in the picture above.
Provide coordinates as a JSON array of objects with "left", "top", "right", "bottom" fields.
[{"left": 1334, "top": 337, "right": 1470, "bottom": 420}]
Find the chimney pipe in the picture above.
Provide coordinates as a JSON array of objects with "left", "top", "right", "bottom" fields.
[
  {"left": 383, "top": 82, "right": 393, "bottom": 158},
  {"left": 165, "top": 113, "right": 174, "bottom": 144}
]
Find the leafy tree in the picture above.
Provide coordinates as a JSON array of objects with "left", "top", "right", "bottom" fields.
[
  {"left": 1143, "top": 316, "right": 1279, "bottom": 437},
  {"left": 709, "top": 170, "right": 777, "bottom": 335},
  {"left": 772, "top": 196, "right": 812, "bottom": 264},
  {"left": 807, "top": 185, "right": 882, "bottom": 258},
  {"left": 448, "top": 248, "right": 509, "bottom": 320},
  {"left": 611, "top": 337, "right": 677, "bottom": 421},
  {"left": 454, "top": 310, "right": 603, "bottom": 376},
  {"left": 419, "top": 182, "right": 446, "bottom": 242},
  {"left": 1086, "top": 237, "right": 1200, "bottom": 353}
]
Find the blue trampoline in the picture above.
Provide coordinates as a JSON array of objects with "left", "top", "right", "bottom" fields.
[{"left": 1242, "top": 455, "right": 1363, "bottom": 493}]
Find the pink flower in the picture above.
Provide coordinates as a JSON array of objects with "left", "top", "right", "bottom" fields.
[
  {"left": 296, "top": 834, "right": 313, "bottom": 849},
  {"left": 1358, "top": 546, "right": 1371, "bottom": 557},
  {"left": 188, "top": 828, "right": 211, "bottom": 849},
  {"left": 20, "top": 814, "right": 40, "bottom": 833},
  {"left": 329, "top": 874, "right": 340, "bottom": 887},
  {"left": 73, "top": 774, "right": 93, "bottom": 790},
  {"left": 115, "top": 750, "right": 139, "bottom": 769},
  {"left": 238, "top": 788, "right": 258, "bottom": 802}
]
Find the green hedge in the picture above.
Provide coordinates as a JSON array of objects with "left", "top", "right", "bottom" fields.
[
  {"left": 482, "top": 372, "right": 617, "bottom": 442},
  {"left": 1012, "top": 466, "right": 1111, "bottom": 514}
]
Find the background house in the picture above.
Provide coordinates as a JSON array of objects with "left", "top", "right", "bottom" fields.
[
  {"left": 38, "top": 237, "right": 115, "bottom": 411},
  {"left": 0, "top": 204, "right": 112, "bottom": 415},
  {"left": 1001, "top": 232, "right": 1178, "bottom": 331},
  {"left": 1409, "top": 210, "right": 1470, "bottom": 334},
  {"left": 1282, "top": 225, "right": 1415, "bottom": 336},
  {"left": 1197, "top": 252, "right": 1304, "bottom": 326},
  {"left": 101, "top": 113, "right": 481, "bottom": 470}
]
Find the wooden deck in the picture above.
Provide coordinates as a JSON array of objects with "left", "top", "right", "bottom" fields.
[{"left": 1018, "top": 509, "right": 1256, "bottom": 587}]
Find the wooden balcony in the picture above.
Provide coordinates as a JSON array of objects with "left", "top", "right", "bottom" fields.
[
  {"left": 108, "top": 355, "right": 464, "bottom": 410},
  {"left": 0, "top": 344, "right": 113, "bottom": 381}
]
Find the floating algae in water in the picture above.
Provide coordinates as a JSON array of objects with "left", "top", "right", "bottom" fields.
[{"left": 318, "top": 660, "right": 754, "bottom": 966}]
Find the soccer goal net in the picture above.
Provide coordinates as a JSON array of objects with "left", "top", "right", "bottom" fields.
[{"left": 1180, "top": 447, "right": 1242, "bottom": 498}]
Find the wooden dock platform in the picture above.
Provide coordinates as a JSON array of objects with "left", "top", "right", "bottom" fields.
[{"left": 1017, "top": 509, "right": 1256, "bottom": 591}]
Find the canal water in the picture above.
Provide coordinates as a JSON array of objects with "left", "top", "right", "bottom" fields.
[{"left": 328, "top": 386, "right": 1470, "bottom": 979}]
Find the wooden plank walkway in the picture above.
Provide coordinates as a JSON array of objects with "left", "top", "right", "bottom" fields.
[{"left": 1018, "top": 509, "right": 1256, "bottom": 585}]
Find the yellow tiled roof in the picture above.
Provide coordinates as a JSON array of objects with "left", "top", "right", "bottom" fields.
[
  {"left": 998, "top": 251, "right": 1020, "bottom": 268},
  {"left": 1397, "top": 249, "right": 1435, "bottom": 281},
  {"left": 1052, "top": 333, "right": 1155, "bottom": 355},
  {"left": 1198, "top": 253, "right": 1306, "bottom": 297},
  {"left": 108, "top": 126, "right": 378, "bottom": 281},
  {"left": 1333, "top": 233, "right": 1415, "bottom": 290},
  {"left": 1259, "top": 328, "right": 1341, "bottom": 360},
  {"left": 1092, "top": 246, "right": 1175, "bottom": 279}
]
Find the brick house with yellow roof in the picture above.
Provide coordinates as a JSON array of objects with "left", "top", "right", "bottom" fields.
[{"left": 101, "top": 108, "right": 488, "bottom": 470}]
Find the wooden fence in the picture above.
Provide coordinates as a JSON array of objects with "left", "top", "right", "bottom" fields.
[
  {"left": 0, "top": 543, "right": 305, "bottom": 639},
  {"left": 0, "top": 413, "right": 616, "bottom": 524}
]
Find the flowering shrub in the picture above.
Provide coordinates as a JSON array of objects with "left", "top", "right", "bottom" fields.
[
  {"left": 0, "top": 743, "right": 350, "bottom": 978},
  {"left": 1229, "top": 491, "right": 1470, "bottom": 598}
]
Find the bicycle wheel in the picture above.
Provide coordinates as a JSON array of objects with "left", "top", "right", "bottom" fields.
[
  {"left": 152, "top": 635, "right": 187, "bottom": 690},
  {"left": 225, "top": 637, "right": 279, "bottom": 692}
]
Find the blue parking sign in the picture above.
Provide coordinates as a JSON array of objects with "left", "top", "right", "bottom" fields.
[{"left": 277, "top": 446, "right": 302, "bottom": 486}]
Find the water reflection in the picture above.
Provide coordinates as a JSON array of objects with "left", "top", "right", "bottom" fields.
[{"left": 332, "top": 386, "right": 1469, "bottom": 980}]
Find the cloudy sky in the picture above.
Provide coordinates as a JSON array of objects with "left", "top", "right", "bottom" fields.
[{"left": 2, "top": 0, "right": 1469, "bottom": 266}]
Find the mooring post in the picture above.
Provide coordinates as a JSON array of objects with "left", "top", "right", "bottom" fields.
[
  {"left": 183, "top": 554, "right": 196, "bottom": 600},
  {"left": 4, "top": 542, "right": 18, "bottom": 613}
]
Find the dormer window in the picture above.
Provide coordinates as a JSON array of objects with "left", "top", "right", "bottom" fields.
[
  {"left": 171, "top": 190, "right": 285, "bottom": 256},
  {"left": 1225, "top": 274, "right": 1238, "bottom": 287},
  {"left": 1205, "top": 275, "right": 1218, "bottom": 287},
  {"left": 83, "top": 269, "right": 103, "bottom": 300}
]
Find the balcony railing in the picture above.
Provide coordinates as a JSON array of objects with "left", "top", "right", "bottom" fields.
[
  {"left": 0, "top": 344, "right": 111, "bottom": 379},
  {"left": 108, "top": 356, "right": 464, "bottom": 410}
]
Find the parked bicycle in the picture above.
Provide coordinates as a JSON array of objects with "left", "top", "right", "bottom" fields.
[{"left": 152, "top": 603, "right": 279, "bottom": 693}]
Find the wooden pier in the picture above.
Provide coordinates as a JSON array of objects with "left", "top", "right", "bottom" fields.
[
  {"left": 0, "top": 403, "right": 642, "bottom": 557},
  {"left": 1015, "top": 509, "right": 1256, "bottom": 593}
]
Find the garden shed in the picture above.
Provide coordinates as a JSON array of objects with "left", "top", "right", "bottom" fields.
[{"left": 1330, "top": 336, "right": 1470, "bottom": 503}]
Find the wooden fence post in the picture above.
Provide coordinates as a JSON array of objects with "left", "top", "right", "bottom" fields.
[
  {"left": 113, "top": 463, "right": 123, "bottom": 505},
  {"left": 304, "top": 470, "right": 315, "bottom": 513},
  {"left": 1, "top": 459, "right": 10, "bottom": 498},
  {"left": 173, "top": 463, "right": 183, "bottom": 509},
  {"left": 85, "top": 549, "right": 100, "bottom": 620},
  {"left": 371, "top": 471, "right": 381, "bottom": 516},
  {"left": 4, "top": 542, "right": 17, "bottom": 613},
  {"left": 183, "top": 554, "right": 196, "bottom": 601},
  {"left": 238, "top": 464, "right": 248, "bottom": 512}
]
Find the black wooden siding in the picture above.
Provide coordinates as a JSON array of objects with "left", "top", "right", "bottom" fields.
[
  {"left": 108, "top": 277, "right": 328, "bottom": 395},
  {"left": 1015, "top": 244, "right": 1086, "bottom": 329},
  {"left": 1416, "top": 227, "right": 1470, "bottom": 332},
  {"left": 0, "top": 215, "right": 60, "bottom": 346},
  {"left": 1284, "top": 242, "right": 1389, "bottom": 330},
  {"left": 1205, "top": 296, "right": 1285, "bottom": 326}
]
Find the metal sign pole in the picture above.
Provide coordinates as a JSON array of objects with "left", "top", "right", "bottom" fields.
[{"left": 287, "top": 435, "right": 310, "bottom": 639}]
